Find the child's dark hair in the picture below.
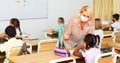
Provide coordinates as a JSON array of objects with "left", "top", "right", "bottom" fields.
[
  {"left": 112, "top": 14, "right": 119, "bottom": 21},
  {"left": 83, "top": 34, "right": 100, "bottom": 49},
  {"left": 58, "top": 17, "right": 64, "bottom": 24},
  {"left": 5, "top": 26, "right": 16, "bottom": 37},
  {"left": 95, "top": 18, "right": 102, "bottom": 30},
  {"left": 10, "top": 18, "right": 22, "bottom": 35}
]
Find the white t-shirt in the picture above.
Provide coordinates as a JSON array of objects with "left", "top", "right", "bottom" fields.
[
  {"left": 94, "top": 29, "right": 104, "bottom": 40},
  {"left": 0, "top": 38, "right": 24, "bottom": 52},
  {"left": 80, "top": 48, "right": 100, "bottom": 63},
  {"left": 111, "top": 22, "right": 120, "bottom": 32}
]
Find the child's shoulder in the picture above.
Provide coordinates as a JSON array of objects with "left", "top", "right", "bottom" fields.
[
  {"left": 86, "top": 48, "right": 100, "bottom": 52},
  {"left": 59, "top": 24, "right": 65, "bottom": 27}
]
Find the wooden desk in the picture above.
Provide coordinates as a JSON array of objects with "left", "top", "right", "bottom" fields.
[
  {"left": 43, "top": 30, "right": 58, "bottom": 38},
  {"left": 23, "top": 38, "right": 50, "bottom": 46},
  {"left": 101, "top": 38, "right": 120, "bottom": 48},
  {"left": 43, "top": 30, "right": 54, "bottom": 34},
  {"left": 104, "top": 31, "right": 113, "bottom": 35},
  {"left": 9, "top": 51, "right": 80, "bottom": 63},
  {"left": 98, "top": 56, "right": 114, "bottom": 63},
  {"left": 23, "top": 38, "right": 50, "bottom": 52},
  {"left": 98, "top": 56, "right": 120, "bottom": 63},
  {"left": 114, "top": 32, "right": 120, "bottom": 43},
  {"left": 102, "top": 41, "right": 120, "bottom": 48},
  {"left": 103, "top": 31, "right": 113, "bottom": 37},
  {"left": 23, "top": 39, "right": 40, "bottom": 46}
]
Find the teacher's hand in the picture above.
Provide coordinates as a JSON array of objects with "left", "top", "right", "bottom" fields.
[{"left": 63, "top": 35, "right": 69, "bottom": 40}]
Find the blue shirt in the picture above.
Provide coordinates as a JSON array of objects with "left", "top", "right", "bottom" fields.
[{"left": 55, "top": 24, "right": 65, "bottom": 42}]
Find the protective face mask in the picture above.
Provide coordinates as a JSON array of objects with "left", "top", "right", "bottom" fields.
[{"left": 80, "top": 15, "right": 88, "bottom": 22}]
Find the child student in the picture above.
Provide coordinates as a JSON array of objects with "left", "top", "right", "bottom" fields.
[
  {"left": 0, "top": 26, "right": 24, "bottom": 63},
  {"left": 0, "top": 18, "right": 22, "bottom": 38},
  {"left": 94, "top": 18, "right": 103, "bottom": 40},
  {"left": 73, "top": 34, "right": 100, "bottom": 63},
  {"left": 51, "top": 17, "right": 65, "bottom": 48},
  {"left": 103, "top": 14, "right": 120, "bottom": 32}
]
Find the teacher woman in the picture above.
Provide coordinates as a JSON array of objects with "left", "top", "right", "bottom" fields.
[{"left": 63, "top": 6, "right": 95, "bottom": 48}]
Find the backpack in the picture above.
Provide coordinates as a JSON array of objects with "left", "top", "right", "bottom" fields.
[{"left": 17, "top": 43, "right": 30, "bottom": 56}]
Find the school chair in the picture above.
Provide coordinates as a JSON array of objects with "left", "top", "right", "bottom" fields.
[
  {"left": 114, "top": 32, "right": 120, "bottom": 43},
  {"left": 96, "top": 33, "right": 120, "bottom": 63},
  {"left": 37, "top": 38, "right": 57, "bottom": 53},
  {"left": 100, "top": 37, "right": 115, "bottom": 52},
  {"left": 6, "top": 43, "right": 32, "bottom": 58},
  {"left": 104, "top": 30, "right": 113, "bottom": 34},
  {"left": 95, "top": 47, "right": 120, "bottom": 63},
  {"left": 49, "top": 57, "right": 76, "bottom": 63}
]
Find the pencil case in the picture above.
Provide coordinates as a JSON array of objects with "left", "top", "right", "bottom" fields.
[{"left": 54, "top": 48, "right": 70, "bottom": 57}]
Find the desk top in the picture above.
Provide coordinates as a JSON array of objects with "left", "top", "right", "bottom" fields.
[
  {"left": 103, "top": 31, "right": 113, "bottom": 35},
  {"left": 9, "top": 51, "right": 80, "bottom": 63},
  {"left": 98, "top": 56, "right": 114, "bottom": 63},
  {"left": 23, "top": 38, "right": 49, "bottom": 46},
  {"left": 23, "top": 39, "right": 40, "bottom": 46},
  {"left": 103, "top": 31, "right": 113, "bottom": 37},
  {"left": 43, "top": 30, "right": 57, "bottom": 34},
  {"left": 101, "top": 38, "right": 120, "bottom": 48},
  {"left": 43, "top": 30, "right": 52, "bottom": 32}
]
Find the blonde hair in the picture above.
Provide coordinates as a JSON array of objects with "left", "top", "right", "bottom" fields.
[
  {"left": 95, "top": 18, "right": 102, "bottom": 30},
  {"left": 79, "top": 6, "right": 92, "bottom": 21}
]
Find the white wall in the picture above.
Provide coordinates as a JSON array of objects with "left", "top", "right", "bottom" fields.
[{"left": 0, "top": 0, "right": 93, "bottom": 38}]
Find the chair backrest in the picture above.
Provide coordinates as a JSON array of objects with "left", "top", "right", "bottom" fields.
[
  {"left": 95, "top": 33, "right": 120, "bottom": 63},
  {"left": 114, "top": 32, "right": 120, "bottom": 43},
  {"left": 103, "top": 31, "right": 113, "bottom": 35},
  {"left": 101, "top": 37, "right": 114, "bottom": 49},
  {"left": 7, "top": 43, "right": 32, "bottom": 58},
  {"left": 95, "top": 52, "right": 116, "bottom": 63},
  {"left": 49, "top": 57, "right": 76, "bottom": 63},
  {"left": 37, "top": 39, "right": 57, "bottom": 53}
]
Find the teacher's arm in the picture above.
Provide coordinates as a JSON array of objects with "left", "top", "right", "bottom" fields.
[{"left": 63, "top": 18, "right": 73, "bottom": 40}]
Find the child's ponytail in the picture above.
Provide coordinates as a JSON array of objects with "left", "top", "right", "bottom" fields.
[{"left": 94, "top": 35, "right": 100, "bottom": 48}]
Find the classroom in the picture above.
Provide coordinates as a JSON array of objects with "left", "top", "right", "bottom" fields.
[{"left": 0, "top": 0, "right": 120, "bottom": 63}]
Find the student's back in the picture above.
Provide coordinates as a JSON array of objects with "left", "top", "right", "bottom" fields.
[
  {"left": 73, "top": 34, "right": 100, "bottom": 63},
  {"left": 0, "top": 26, "right": 24, "bottom": 52},
  {"left": 80, "top": 48, "right": 100, "bottom": 63},
  {"left": 94, "top": 18, "right": 103, "bottom": 40}
]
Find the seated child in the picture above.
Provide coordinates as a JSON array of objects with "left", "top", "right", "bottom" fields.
[
  {"left": 73, "top": 34, "right": 100, "bottom": 63},
  {"left": 0, "top": 26, "right": 24, "bottom": 63},
  {"left": 94, "top": 18, "right": 103, "bottom": 41},
  {"left": 103, "top": 14, "right": 120, "bottom": 32},
  {"left": 0, "top": 26, "right": 24, "bottom": 53}
]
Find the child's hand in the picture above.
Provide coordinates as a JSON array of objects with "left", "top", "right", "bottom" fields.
[
  {"left": 78, "top": 43, "right": 86, "bottom": 52},
  {"left": 80, "top": 43, "right": 86, "bottom": 49},
  {"left": 109, "top": 22, "right": 113, "bottom": 24}
]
